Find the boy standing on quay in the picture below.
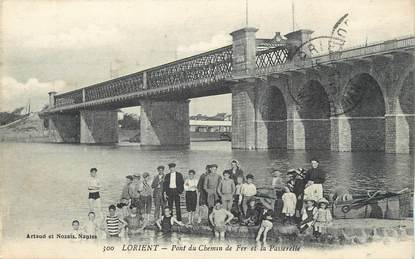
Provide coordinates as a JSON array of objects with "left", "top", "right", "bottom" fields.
[
  {"left": 203, "top": 164, "right": 222, "bottom": 211},
  {"left": 88, "top": 168, "right": 102, "bottom": 216},
  {"left": 217, "top": 171, "right": 235, "bottom": 211},
  {"left": 140, "top": 172, "right": 153, "bottom": 222},
  {"left": 151, "top": 166, "right": 166, "bottom": 221},
  {"left": 197, "top": 165, "right": 210, "bottom": 223},
  {"left": 184, "top": 169, "right": 198, "bottom": 224},
  {"left": 239, "top": 174, "right": 257, "bottom": 215},
  {"left": 209, "top": 200, "right": 234, "bottom": 240}
]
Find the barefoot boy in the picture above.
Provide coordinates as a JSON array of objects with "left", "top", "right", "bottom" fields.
[{"left": 209, "top": 200, "right": 234, "bottom": 240}]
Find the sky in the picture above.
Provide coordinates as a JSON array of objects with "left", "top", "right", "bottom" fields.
[{"left": 1, "top": 0, "right": 413, "bottom": 115}]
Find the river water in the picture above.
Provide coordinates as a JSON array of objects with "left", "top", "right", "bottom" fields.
[{"left": 1, "top": 141, "right": 414, "bottom": 242}]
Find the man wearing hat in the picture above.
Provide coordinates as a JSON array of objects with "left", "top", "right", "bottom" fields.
[
  {"left": 305, "top": 160, "right": 326, "bottom": 201},
  {"left": 163, "top": 163, "right": 184, "bottom": 221}
]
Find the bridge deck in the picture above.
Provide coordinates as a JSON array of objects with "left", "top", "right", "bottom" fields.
[{"left": 45, "top": 35, "right": 415, "bottom": 114}]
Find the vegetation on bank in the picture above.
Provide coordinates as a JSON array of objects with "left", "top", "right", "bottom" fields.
[
  {"left": 119, "top": 113, "right": 140, "bottom": 130},
  {"left": 0, "top": 107, "right": 27, "bottom": 126}
]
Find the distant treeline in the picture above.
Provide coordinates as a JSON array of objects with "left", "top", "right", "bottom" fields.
[
  {"left": 0, "top": 107, "right": 26, "bottom": 126},
  {"left": 118, "top": 113, "right": 140, "bottom": 130}
]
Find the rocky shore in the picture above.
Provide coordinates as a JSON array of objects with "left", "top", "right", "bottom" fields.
[{"left": 144, "top": 218, "right": 413, "bottom": 245}]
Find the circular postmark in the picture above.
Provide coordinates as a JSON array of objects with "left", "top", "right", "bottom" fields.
[{"left": 284, "top": 13, "right": 363, "bottom": 117}]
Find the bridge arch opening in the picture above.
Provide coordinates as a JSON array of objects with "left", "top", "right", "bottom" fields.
[
  {"left": 397, "top": 70, "right": 414, "bottom": 153},
  {"left": 258, "top": 86, "right": 287, "bottom": 149},
  {"left": 296, "top": 80, "right": 331, "bottom": 150},
  {"left": 342, "top": 73, "right": 385, "bottom": 151}
]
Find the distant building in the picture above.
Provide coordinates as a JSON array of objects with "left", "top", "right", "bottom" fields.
[
  {"left": 189, "top": 120, "right": 231, "bottom": 133},
  {"left": 189, "top": 113, "right": 231, "bottom": 121}
]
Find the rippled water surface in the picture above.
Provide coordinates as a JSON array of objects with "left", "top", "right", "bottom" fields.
[{"left": 1, "top": 142, "right": 413, "bottom": 240}]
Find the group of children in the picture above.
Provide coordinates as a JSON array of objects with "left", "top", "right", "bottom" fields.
[
  {"left": 75, "top": 159, "right": 332, "bottom": 243},
  {"left": 270, "top": 168, "right": 333, "bottom": 239}
]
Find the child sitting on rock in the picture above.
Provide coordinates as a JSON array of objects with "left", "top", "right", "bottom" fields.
[
  {"left": 156, "top": 207, "right": 185, "bottom": 234},
  {"left": 256, "top": 209, "right": 274, "bottom": 243},
  {"left": 299, "top": 199, "right": 317, "bottom": 234},
  {"left": 242, "top": 198, "right": 259, "bottom": 226},
  {"left": 313, "top": 198, "right": 332, "bottom": 238}
]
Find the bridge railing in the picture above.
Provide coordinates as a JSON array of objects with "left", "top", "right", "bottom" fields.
[
  {"left": 255, "top": 35, "right": 415, "bottom": 75},
  {"left": 54, "top": 89, "right": 83, "bottom": 107},
  {"left": 256, "top": 46, "right": 289, "bottom": 68},
  {"left": 146, "top": 45, "right": 233, "bottom": 89},
  {"left": 54, "top": 45, "right": 233, "bottom": 107}
]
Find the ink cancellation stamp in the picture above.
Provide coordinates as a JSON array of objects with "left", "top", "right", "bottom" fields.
[{"left": 0, "top": 1, "right": 414, "bottom": 259}]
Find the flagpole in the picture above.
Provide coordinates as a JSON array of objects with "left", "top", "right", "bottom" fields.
[
  {"left": 291, "top": 0, "right": 295, "bottom": 31},
  {"left": 245, "top": 0, "right": 249, "bottom": 26}
]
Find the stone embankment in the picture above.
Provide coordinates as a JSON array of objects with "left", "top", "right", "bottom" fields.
[{"left": 145, "top": 218, "right": 413, "bottom": 245}]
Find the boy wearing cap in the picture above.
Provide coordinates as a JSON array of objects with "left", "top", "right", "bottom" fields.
[
  {"left": 203, "top": 164, "right": 222, "bottom": 211},
  {"left": 163, "top": 163, "right": 184, "bottom": 222},
  {"left": 151, "top": 166, "right": 166, "bottom": 221},
  {"left": 140, "top": 172, "right": 153, "bottom": 222},
  {"left": 239, "top": 174, "right": 257, "bottom": 215}
]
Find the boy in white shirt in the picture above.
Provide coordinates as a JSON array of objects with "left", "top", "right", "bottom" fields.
[
  {"left": 184, "top": 170, "right": 198, "bottom": 224},
  {"left": 239, "top": 174, "right": 257, "bottom": 216},
  {"left": 88, "top": 168, "right": 102, "bottom": 217}
]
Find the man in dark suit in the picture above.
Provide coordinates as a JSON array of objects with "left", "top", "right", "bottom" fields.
[{"left": 163, "top": 163, "right": 184, "bottom": 221}]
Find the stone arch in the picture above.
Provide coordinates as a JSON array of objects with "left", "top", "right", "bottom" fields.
[
  {"left": 257, "top": 84, "right": 288, "bottom": 149},
  {"left": 341, "top": 73, "right": 386, "bottom": 151},
  {"left": 296, "top": 80, "right": 331, "bottom": 149},
  {"left": 348, "top": 60, "right": 389, "bottom": 111},
  {"left": 397, "top": 70, "right": 414, "bottom": 153}
]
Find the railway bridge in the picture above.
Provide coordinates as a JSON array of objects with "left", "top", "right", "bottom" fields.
[{"left": 42, "top": 27, "right": 415, "bottom": 153}]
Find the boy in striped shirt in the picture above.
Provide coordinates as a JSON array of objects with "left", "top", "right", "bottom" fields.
[{"left": 102, "top": 205, "right": 125, "bottom": 241}]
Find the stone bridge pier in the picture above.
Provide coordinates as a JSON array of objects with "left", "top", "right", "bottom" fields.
[
  {"left": 140, "top": 99, "right": 190, "bottom": 147},
  {"left": 47, "top": 92, "right": 119, "bottom": 144}
]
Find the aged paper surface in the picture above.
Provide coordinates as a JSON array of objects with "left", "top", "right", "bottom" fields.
[{"left": 0, "top": 0, "right": 414, "bottom": 259}]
